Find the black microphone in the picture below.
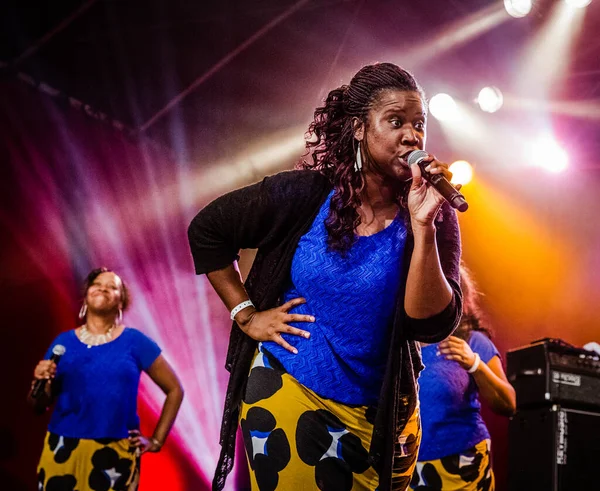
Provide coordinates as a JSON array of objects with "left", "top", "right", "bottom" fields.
[
  {"left": 407, "top": 150, "right": 469, "bottom": 212},
  {"left": 32, "top": 344, "right": 66, "bottom": 399}
]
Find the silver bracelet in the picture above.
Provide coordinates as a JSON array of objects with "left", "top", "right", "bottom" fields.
[
  {"left": 230, "top": 300, "right": 255, "bottom": 320},
  {"left": 467, "top": 352, "right": 481, "bottom": 373}
]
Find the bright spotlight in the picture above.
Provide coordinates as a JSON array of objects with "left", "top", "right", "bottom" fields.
[
  {"left": 504, "top": 0, "right": 533, "bottom": 17},
  {"left": 477, "top": 86, "right": 504, "bottom": 113},
  {"left": 564, "top": 0, "right": 591, "bottom": 8},
  {"left": 449, "top": 160, "right": 474, "bottom": 186},
  {"left": 530, "top": 137, "right": 569, "bottom": 172},
  {"left": 429, "top": 93, "right": 461, "bottom": 122}
]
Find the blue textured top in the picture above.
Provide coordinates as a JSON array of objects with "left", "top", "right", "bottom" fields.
[
  {"left": 263, "top": 190, "right": 407, "bottom": 405},
  {"left": 44, "top": 327, "right": 161, "bottom": 439},
  {"left": 418, "top": 331, "right": 500, "bottom": 461}
]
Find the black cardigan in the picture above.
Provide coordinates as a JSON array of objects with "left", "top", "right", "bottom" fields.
[{"left": 188, "top": 169, "right": 462, "bottom": 490}]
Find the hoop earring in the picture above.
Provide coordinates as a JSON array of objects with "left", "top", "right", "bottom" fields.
[
  {"left": 118, "top": 308, "right": 123, "bottom": 324},
  {"left": 354, "top": 142, "right": 363, "bottom": 172},
  {"left": 78, "top": 303, "right": 87, "bottom": 320}
]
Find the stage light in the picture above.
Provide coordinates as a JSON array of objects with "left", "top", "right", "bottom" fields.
[
  {"left": 449, "top": 160, "right": 474, "bottom": 186},
  {"left": 398, "top": 4, "right": 509, "bottom": 68},
  {"left": 564, "top": 0, "right": 592, "bottom": 7},
  {"left": 477, "top": 86, "right": 504, "bottom": 113},
  {"left": 429, "top": 93, "right": 461, "bottom": 122},
  {"left": 516, "top": 1, "right": 586, "bottom": 100},
  {"left": 504, "top": 0, "right": 533, "bottom": 17},
  {"left": 530, "top": 136, "right": 569, "bottom": 172}
]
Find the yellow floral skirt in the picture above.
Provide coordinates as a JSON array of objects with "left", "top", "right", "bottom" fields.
[
  {"left": 410, "top": 439, "right": 494, "bottom": 490},
  {"left": 240, "top": 346, "right": 421, "bottom": 490},
  {"left": 37, "top": 431, "right": 140, "bottom": 491}
]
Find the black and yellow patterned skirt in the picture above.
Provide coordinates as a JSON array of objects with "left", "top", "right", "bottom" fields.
[
  {"left": 240, "top": 346, "right": 421, "bottom": 490},
  {"left": 410, "top": 439, "right": 494, "bottom": 491},
  {"left": 37, "top": 432, "right": 140, "bottom": 491}
]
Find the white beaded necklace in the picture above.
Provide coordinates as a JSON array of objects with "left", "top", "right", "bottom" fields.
[{"left": 80, "top": 324, "right": 115, "bottom": 348}]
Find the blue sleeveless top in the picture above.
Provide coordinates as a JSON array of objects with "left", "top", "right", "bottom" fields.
[{"left": 263, "top": 190, "right": 407, "bottom": 405}]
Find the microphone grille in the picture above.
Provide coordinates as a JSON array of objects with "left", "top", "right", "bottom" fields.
[
  {"left": 406, "top": 150, "right": 428, "bottom": 166},
  {"left": 52, "top": 344, "right": 66, "bottom": 356}
]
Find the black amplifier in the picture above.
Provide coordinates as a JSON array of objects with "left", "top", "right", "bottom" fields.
[
  {"left": 507, "top": 338, "right": 600, "bottom": 410},
  {"left": 508, "top": 405, "right": 600, "bottom": 490}
]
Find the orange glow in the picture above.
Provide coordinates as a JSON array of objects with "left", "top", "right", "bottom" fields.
[{"left": 458, "top": 176, "right": 582, "bottom": 340}]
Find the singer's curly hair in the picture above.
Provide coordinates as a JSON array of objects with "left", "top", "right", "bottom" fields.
[
  {"left": 81, "top": 267, "right": 131, "bottom": 315},
  {"left": 454, "top": 262, "right": 493, "bottom": 341},
  {"left": 297, "top": 62, "right": 426, "bottom": 253}
]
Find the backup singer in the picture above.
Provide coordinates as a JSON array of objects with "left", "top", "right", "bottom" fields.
[
  {"left": 411, "top": 264, "right": 516, "bottom": 490},
  {"left": 30, "top": 268, "right": 184, "bottom": 491}
]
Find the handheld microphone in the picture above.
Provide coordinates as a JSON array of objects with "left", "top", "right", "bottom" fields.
[
  {"left": 32, "top": 344, "right": 66, "bottom": 399},
  {"left": 407, "top": 150, "right": 469, "bottom": 212}
]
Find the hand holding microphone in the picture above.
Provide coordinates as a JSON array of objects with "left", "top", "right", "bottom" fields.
[
  {"left": 407, "top": 150, "right": 468, "bottom": 212},
  {"left": 32, "top": 345, "right": 66, "bottom": 399}
]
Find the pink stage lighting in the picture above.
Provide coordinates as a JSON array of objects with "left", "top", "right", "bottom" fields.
[
  {"left": 504, "top": 0, "right": 533, "bottom": 17},
  {"left": 530, "top": 136, "right": 569, "bottom": 173},
  {"left": 565, "top": 0, "right": 592, "bottom": 7},
  {"left": 429, "top": 93, "right": 462, "bottom": 122}
]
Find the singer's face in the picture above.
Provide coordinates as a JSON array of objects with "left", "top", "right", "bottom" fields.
[
  {"left": 357, "top": 89, "right": 426, "bottom": 182},
  {"left": 86, "top": 272, "right": 123, "bottom": 313}
]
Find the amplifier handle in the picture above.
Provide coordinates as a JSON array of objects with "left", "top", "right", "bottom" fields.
[{"left": 509, "top": 368, "right": 544, "bottom": 382}]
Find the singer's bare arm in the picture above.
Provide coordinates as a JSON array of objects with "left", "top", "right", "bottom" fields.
[
  {"left": 472, "top": 356, "right": 516, "bottom": 416},
  {"left": 128, "top": 355, "right": 184, "bottom": 452},
  {"left": 206, "top": 264, "right": 313, "bottom": 354},
  {"left": 405, "top": 223, "right": 453, "bottom": 318},
  {"left": 404, "top": 160, "right": 454, "bottom": 319},
  {"left": 438, "top": 336, "right": 516, "bottom": 416}
]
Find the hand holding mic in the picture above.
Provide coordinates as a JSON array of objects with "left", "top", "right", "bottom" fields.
[
  {"left": 32, "top": 344, "right": 66, "bottom": 399},
  {"left": 407, "top": 150, "right": 469, "bottom": 212}
]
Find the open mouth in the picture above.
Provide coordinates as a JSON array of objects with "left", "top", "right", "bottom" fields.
[
  {"left": 398, "top": 150, "right": 420, "bottom": 168},
  {"left": 398, "top": 154, "right": 411, "bottom": 168}
]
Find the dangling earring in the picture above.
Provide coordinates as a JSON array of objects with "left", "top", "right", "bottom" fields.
[
  {"left": 78, "top": 303, "right": 87, "bottom": 320},
  {"left": 354, "top": 142, "right": 363, "bottom": 172},
  {"left": 118, "top": 308, "right": 123, "bottom": 324}
]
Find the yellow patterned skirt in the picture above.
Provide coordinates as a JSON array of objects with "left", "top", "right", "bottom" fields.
[
  {"left": 37, "top": 431, "right": 140, "bottom": 491},
  {"left": 410, "top": 439, "right": 495, "bottom": 491},
  {"left": 240, "top": 346, "right": 421, "bottom": 490}
]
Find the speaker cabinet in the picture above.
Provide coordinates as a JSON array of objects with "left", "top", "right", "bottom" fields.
[{"left": 508, "top": 405, "right": 600, "bottom": 490}]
